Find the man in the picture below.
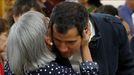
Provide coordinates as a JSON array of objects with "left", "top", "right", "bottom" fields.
[
  {"left": 45, "top": 2, "right": 99, "bottom": 75},
  {"left": 47, "top": 2, "right": 134, "bottom": 75},
  {"left": 118, "top": 0, "right": 134, "bottom": 36}
]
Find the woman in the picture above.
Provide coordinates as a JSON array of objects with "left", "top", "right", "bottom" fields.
[{"left": 5, "top": 11, "right": 55, "bottom": 75}]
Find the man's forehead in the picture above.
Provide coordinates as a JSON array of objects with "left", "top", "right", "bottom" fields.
[
  {"left": 52, "top": 24, "right": 80, "bottom": 38},
  {"left": 53, "top": 23, "right": 79, "bottom": 32}
]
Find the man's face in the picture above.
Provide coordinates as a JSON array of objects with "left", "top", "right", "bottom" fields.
[{"left": 52, "top": 25, "right": 82, "bottom": 58}]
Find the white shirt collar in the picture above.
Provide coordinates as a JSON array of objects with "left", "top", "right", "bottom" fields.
[{"left": 89, "top": 20, "right": 95, "bottom": 42}]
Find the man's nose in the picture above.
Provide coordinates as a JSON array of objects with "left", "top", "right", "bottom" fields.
[{"left": 59, "top": 42, "right": 68, "bottom": 52}]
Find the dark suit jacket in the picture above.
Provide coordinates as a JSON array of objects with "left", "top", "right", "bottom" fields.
[
  {"left": 89, "top": 13, "right": 134, "bottom": 75},
  {"left": 131, "top": 37, "right": 134, "bottom": 55}
]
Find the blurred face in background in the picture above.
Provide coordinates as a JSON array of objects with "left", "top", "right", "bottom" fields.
[
  {"left": 0, "top": 32, "right": 7, "bottom": 53},
  {"left": 0, "top": 31, "right": 8, "bottom": 64},
  {"left": 127, "top": 0, "right": 134, "bottom": 10},
  {"left": 78, "top": 0, "right": 87, "bottom": 4},
  {"left": 0, "top": 18, "right": 8, "bottom": 64},
  {"left": 0, "top": 18, "right": 8, "bottom": 54}
]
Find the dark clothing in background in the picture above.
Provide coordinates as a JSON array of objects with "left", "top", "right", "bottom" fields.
[
  {"left": 131, "top": 37, "right": 134, "bottom": 55},
  {"left": 89, "top": 13, "right": 134, "bottom": 75}
]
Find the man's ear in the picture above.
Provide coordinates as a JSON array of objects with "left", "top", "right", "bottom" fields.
[
  {"left": 44, "top": 27, "right": 53, "bottom": 46},
  {"left": 84, "top": 24, "right": 90, "bottom": 34},
  {"left": 44, "top": 35, "right": 53, "bottom": 46}
]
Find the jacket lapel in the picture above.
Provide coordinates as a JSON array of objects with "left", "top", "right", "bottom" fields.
[{"left": 89, "top": 14, "right": 109, "bottom": 75}]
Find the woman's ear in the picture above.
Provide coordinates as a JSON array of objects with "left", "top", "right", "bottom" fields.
[{"left": 84, "top": 24, "right": 90, "bottom": 34}]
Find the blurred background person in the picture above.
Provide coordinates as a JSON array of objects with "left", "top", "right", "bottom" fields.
[
  {"left": 37, "top": 0, "right": 52, "bottom": 17},
  {"left": 95, "top": 5, "right": 132, "bottom": 41},
  {"left": 12, "top": 0, "right": 43, "bottom": 22},
  {"left": 95, "top": 5, "right": 134, "bottom": 61},
  {"left": 44, "top": 0, "right": 65, "bottom": 17},
  {"left": 79, "top": 0, "right": 102, "bottom": 13},
  {"left": 0, "top": 17, "right": 8, "bottom": 65},
  {"left": 3, "top": 0, "right": 48, "bottom": 28},
  {"left": 118, "top": 0, "right": 134, "bottom": 37},
  {"left": 0, "top": 17, "right": 8, "bottom": 75},
  {"left": 3, "top": 7, "right": 14, "bottom": 28},
  {"left": 95, "top": 5, "right": 118, "bottom": 16}
]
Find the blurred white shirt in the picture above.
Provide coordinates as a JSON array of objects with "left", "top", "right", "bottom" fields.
[{"left": 132, "top": 13, "right": 134, "bottom": 25}]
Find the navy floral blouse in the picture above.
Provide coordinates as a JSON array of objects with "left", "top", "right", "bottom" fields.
[{"left": 5, "top": 60, "right": 98, "bottom": 75}]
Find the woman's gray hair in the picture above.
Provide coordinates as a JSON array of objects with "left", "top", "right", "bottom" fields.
[{"left": 7, "top": 11, "right": 55, "bottom": 75}]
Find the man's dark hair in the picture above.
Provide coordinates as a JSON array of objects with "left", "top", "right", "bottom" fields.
[{"left": 49, "top": 2, "right": 89, "bottom": 37}]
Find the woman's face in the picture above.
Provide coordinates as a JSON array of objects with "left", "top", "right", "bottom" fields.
[{"left": 0, "top": 32, "right": 7, "bottom": 53}]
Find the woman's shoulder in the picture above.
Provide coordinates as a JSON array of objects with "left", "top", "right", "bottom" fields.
[{"left": 27, "top": 61, "right": 80, "bottom": 75}]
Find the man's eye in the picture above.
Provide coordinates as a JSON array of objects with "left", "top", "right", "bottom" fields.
[
  {"left": 54, "top": 38, "right": 60, "bottom": 42},
  {"left": 66, "top": 41, "right": 76, "bottom": 44}
]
